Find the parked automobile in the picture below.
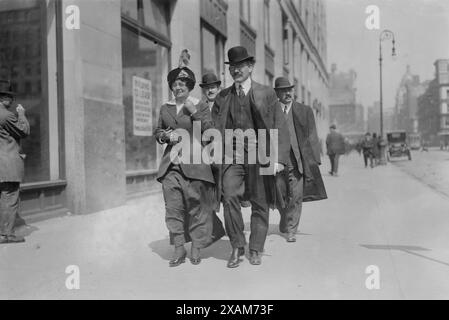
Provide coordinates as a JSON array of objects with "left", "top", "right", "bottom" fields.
[{"left": 386, "top": 131, "right": 412, "bottom": 161}]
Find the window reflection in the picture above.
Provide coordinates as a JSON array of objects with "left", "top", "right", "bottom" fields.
[{"left": 0, "top": 0, "right": 50, "bottom": 182}]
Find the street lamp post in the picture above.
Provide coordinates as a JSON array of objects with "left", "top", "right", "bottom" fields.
[{"left": 378, "top": 29, "right": 396, "bottom": 165}]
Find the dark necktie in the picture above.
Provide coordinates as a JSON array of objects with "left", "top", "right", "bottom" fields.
[
  {"left": 237, "top": 84, "right": 245, "bottom": 98},
  {"left": 283, "top": 105, "right": 288, "bottom": 115}
]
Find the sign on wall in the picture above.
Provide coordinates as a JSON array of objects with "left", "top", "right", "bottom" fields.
[{"left": 132, "top": 76, "right": 152, "bottom": 136}]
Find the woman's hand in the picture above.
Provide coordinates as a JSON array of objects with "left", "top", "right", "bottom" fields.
[{"left": 184, "top": 99, "right": 197, "bottom": 114}]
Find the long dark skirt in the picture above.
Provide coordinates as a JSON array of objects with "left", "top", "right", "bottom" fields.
[{"left": 161, "top": 165, "right": 225, "bottom": 248}]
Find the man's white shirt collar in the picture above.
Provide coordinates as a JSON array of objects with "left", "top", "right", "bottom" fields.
[
  {"left": 281, "top": 101, "right": 293, "bottom": 114},
  {"left": 235, "top": 77, "right": 252, "bottom": 95}
]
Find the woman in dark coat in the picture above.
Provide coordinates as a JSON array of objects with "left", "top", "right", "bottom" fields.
[{"left": 154, "top": 65, "right": 224, "bottom": 267}]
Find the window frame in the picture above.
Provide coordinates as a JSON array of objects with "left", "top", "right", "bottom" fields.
[{"left": 121, "top": 1, "right": 171, "bottom": 179}]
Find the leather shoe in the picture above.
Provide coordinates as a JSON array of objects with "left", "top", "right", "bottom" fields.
[
  {"left": 169, "top": 246, "right": 187, "bottom": 267},
  {"left": 0, "top": 235, "right": 25, "bottom": 244},
  {"left": 190, "top": 246, "right": 201, "bottom": 265},
  {"left": 287, "top": 233, "right": 296, "bottom": 242},
  {"left": 249, "top": 250, "right": 261, "bottom": 265},
  {"left": 0, "top": 235, "right": 8, "bottom": 244},
  {"left": 227, "top": 247, "right": 245, "bottom": 268}
]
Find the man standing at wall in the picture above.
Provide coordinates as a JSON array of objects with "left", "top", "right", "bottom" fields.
[
  {"left": 326, "top": 124, "right": 345, "bottom": 176},
  {"left": 0, "top": 80, "right": 30, "bottom": 244},
  {"left": 211, "top": 46, "right": 290, "bottom": 268},
  {"left": 273, "top": 77, "right": 327, "bottom": 242}
]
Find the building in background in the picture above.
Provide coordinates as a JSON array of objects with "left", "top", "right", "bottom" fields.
[
  {"left": 328, "top": 64, "right": 364, "bottom": 133},
  {"left": 434, "top": 59, "right": 449, "bottom": 142},
  {"left": 418, "top": 59, "right": 449, "bottom": 145},
  {"left": 0, "top": 0, "right": 328, "bottom": 222},
  {"left": 394, "top": 65, "right": 428, "bottom": 134}
]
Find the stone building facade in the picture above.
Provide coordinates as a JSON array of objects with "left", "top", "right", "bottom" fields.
[{"left": 0, "top": 0, "right": 328, "bottom": 221}]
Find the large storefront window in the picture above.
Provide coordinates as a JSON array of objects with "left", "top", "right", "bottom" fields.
[
  {"left": 0, "top": 0, "right": 60, "bottom": 183},
  {"left": 121, "top": 0, "right": 170, "bottom": 175},
  {"left": 201, "top": 23, "right": 225, "bottom": 84},
  {"left": 122, "top": 26, "right": 168, "bottom": 171}
]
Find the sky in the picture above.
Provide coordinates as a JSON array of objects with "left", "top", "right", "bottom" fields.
[{"left": 326, "top": 0, "right": 449, "bottom": 109}]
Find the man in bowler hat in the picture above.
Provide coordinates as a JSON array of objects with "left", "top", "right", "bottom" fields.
[
  {"left": 0, "top": 80, "right": 30, "bottom": 244},
  {"left": 199, "top": 73, "right": 221, "bottom": 111},
  {"left": 211, "top": 46, "right": 290, "bottom": 267},
  {"left": 273, "top": 77, "right": 327, "bottom": 242}
]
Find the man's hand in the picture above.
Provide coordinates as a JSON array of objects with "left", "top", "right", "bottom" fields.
[
  {"left": 16, "top": 104, "right": 25, "bottom": 115},
  {"left": 274, "top": 163, "right": 285, "bottom": 174},
  {"left": 184, "top": 99, "right": 197, "bottom": 114}
]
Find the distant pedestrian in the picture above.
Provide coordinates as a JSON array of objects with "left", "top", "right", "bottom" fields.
[
  {"left": 0, "top": 80, "right": 30, "bottom": 244},
  {"left": 361, "top": 132, "right": 374, "bottom": 168},
  {"left": 372, "top": 133, "right": 380, "bottom": 166},
  {"left": 325, "top": 124, "right": 345, "bottom": 176},
  {"left": 445, "top": 139, "right": 448, "bottom": 151},
  {"left": 421, "top": 139, "right": 429, "bottom": 152}
]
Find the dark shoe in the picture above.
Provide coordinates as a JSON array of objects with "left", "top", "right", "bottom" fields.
[
  {"left": 169, "top": 246, "right": 187, "bottom": 267},
  {"left": 0, "top": 235, "right": 25, "bottom": 244},
  {"left": 287, "top": 233, "right": 296, "bottom": 242},
  {"left": 328, "top": 171, "right": 333, "bottom": 176},
  {"left": 190, "top": 246, "right": 201, "bottom": 265},
  {"left": 227, "top": 247, "right": 245, "bottom": 268},
  {"left": 249, "top": 250, "right": 261, "bottom": 265}
]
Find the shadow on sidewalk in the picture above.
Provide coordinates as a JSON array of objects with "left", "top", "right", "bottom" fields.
[
  {"left": 14, "top": 215, "right": 39, "bottom": 237},
  {"left": 244, "top": 222, "right": 312, "bottom": 238},
  {"left": 360, "top": 244, "right": 449, "bottom": 268},
  {"left": 148, "top": 238, "right": 231, "bottom": 262}
]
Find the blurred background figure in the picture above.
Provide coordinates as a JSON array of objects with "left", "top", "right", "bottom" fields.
[
  {"left": 361, "top": 132, "right": 374, "bottom": 168},
  {"left": 372, "top": 133, "right": 380, "bottom": 166},
  {"left": 326, "top": 124, "right": 345, "bottom": 176}
]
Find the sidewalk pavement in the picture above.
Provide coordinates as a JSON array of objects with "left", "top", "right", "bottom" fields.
[{"left": 1, "top": 153, "right": 449, "bottom": 299}]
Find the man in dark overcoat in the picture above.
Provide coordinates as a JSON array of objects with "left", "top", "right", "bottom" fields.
[
  {"left": 211, "top": 46, "right": 290, "bottom": 267},
  {"left": 273, "top": 77, "right": 327, "bottom": 242},
  {"left": 326, "top": 124, "right": 345, "bottom": 176},
  {"left": 0, "top": 80, "right": 30, "bottom": 244}
]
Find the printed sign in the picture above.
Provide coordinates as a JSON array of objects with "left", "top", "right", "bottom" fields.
[{"left": 132, "top": 76, "right": 152, "bottom": 136}]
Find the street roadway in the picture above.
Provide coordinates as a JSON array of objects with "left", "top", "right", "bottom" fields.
[{"left": 1, "top": 152, "right": 449, "bottom": 299}]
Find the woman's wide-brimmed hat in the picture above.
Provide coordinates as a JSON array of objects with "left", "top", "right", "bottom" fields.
[
  {"left": 199, "top": 73, "right": 221, "bottom": 88},
  {"left": 224, "top": 46, "right": 255, "bottom": 65}
]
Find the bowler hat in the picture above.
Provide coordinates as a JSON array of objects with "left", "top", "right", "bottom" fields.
[
  {"left": 199, "top": 73, "right": 221, "bottom": 88},
  {"left": 167, "top": 67, "right": 196, "bottom": 91},
  {"left": 330, "top": 124, "right": 337, "bottom": 129},
  {"left": 224, "top": 46, "right": 255, "bottom": 65},
  {"left": 0, "top": 80, "right": 16, "bottom": 97},
  {"left": 274, "top": 77, "right": 294, "bottom": 90}
]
